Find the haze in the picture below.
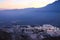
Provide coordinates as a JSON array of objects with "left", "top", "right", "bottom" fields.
[{"left": 0, "top": 0, "right": 58, "bottom": 9}]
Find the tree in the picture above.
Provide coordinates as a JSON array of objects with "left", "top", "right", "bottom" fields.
[{"left": 0, "top": 30, "right": 12, "bottom": 40}]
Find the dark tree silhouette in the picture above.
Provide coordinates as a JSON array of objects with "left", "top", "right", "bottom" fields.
[
  {"left": 0, "top": 30, "right": 12, "bottom": 40},
  {"left": 43, "top": 36, "right": 60, "bottom": 40}
]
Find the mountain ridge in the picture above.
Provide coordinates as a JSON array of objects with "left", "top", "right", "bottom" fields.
[{"left": 0, "top": 0, "right": 60, "bottom": 11}]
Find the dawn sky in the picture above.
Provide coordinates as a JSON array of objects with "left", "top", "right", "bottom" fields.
[{"left": 0, "top": 0, "right": 58, "bottom": 9}]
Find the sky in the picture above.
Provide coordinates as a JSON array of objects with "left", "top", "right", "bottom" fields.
[{"left": 0, "top": 0, "right": 58, "bottom": 9}]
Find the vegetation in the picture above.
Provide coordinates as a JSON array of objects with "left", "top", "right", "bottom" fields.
[
  {"left": 43, "top": 36, "right": 60, "bottom": 40},
  {"left": 0, "top": 30, "right": 12, "bottom": 40}
]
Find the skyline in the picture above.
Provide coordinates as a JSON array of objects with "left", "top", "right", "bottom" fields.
[{"left": 0, "top": 0, "right": 58, "bottom": 9}]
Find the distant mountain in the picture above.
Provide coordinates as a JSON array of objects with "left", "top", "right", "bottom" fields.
[
  {"left": 0, "top": 0, "right": 60, "bottom": 12},
  {"left": 0, "top": 0, "right": 60, "bottom": 26}
]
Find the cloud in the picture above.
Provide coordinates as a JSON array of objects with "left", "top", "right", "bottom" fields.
[{"left": 0, "top": 0, "right": 58, "bottom": 9}]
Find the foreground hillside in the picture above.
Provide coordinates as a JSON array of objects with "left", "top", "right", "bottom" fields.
[{"left": 0, "top": 24, "right": 60, "bottom": 40}]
